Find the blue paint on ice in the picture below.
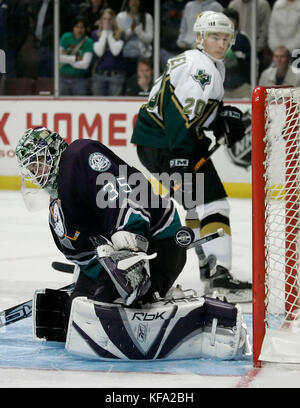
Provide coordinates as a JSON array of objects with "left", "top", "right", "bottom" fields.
[{"left": 0, "top": 315, "right": 253, "bottom": 375}]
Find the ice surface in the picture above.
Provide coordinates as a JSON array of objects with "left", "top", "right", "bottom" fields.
[{"left": 1, "top": 191, "right": 300, "bottom": 388}]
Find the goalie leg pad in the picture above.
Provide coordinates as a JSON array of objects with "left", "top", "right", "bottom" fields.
[
  {"left": 65, "top": 294, "right": 251, "bottom": 360},
  {"left": 33, "top": 288, "right": 70, "bottom": 342},
  {"left": 201, "top": 296, "right": 251, "bottom": 359}
]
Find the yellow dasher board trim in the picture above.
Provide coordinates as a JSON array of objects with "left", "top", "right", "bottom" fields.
[
  {"left": 0, "top": 176, "right": 40, "bottom": 190},
  {"left": 24, "top": 180, "right": 39, "bottom": 189},
  {"left": 148, "top": 177, "right": 252, "bottom": 199},
  {"left": 1, "top": 176, "right": 253, "bottom": 199},
  {"left": 148, "top": 177, "right": 169, "bottom": 196},
  {"left": 0, "top": 176, "right": 21, "bottom": 190},
  {"left": 223, "top": 183, "right": 251, "bottom": 198},
  {"left": 266, "top": 184, "right": 285, "bottom": 200}
]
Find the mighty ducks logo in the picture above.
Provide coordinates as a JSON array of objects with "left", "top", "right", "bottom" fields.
[
  {"left": 49, "top": 200, "right": 79, "bottom": 250},
  {"left": 225, "top": 109, "right": 252, "bottom": 169},
  {"left": 192, "top": 69, "right": 211, "bottom": 90}
]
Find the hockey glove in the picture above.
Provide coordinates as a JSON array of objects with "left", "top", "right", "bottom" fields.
[
  {"left": 111, "top": 230, "right": 149, "bottom": 253},
  {"left": 96, "top": 244, "right": 156, "bottom": 306},
  {"left": 94, "top": 232, "right": 155, "bottom": 306},
  {"left": 210, "top": 105, "right": 245, "bottom": 148}
]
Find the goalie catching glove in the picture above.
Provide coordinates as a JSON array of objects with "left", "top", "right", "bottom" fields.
[
  {"left": 210, "top": 105, "right": 245, "bottom": 148},
  {"left": 96, "top": 231, "right": 156, "bottom": 306}
]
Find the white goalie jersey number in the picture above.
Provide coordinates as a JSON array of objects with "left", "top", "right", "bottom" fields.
[{"left": 100, "top": 177, "right": 132, "bottom": 202}]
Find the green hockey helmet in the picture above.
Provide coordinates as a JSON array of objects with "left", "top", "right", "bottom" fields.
[{"left": 15, "top": 127, "right": 67, "bottom": 191}]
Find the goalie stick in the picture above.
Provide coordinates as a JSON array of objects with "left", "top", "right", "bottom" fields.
[
  {"left": 51, "top": 261, "right": 75, "bottom": 274},
  {"left": 174, "top": 226, "right": 225, "bottom": 249},
  {"left": 174, "top": 226, "right": 224, "bottom": 275},
  {"left": 0, "top": 282, "right": 74, "bottom": 329}
]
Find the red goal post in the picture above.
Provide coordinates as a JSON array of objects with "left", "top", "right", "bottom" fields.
[{"left": 252, "top": 85, "right": 300, "bottom": 367}]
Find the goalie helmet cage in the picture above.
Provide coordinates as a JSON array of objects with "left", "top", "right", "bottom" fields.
[{"left": 252, "top": 85, "right": 300, "bottom": 367}]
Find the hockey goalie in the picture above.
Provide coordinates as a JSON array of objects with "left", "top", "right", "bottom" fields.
[{"left": 15, "top": 127, "right": 251, "bottom": 361}]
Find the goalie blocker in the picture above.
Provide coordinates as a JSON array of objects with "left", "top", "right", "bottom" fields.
[{"left": 33, "top": 288, "right": 251, "bottom": 361}]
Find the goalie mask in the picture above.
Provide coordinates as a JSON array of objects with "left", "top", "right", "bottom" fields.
[
  {"left": 15, "top": 127, "right": 67, "bottom": 193},
  {"left": 193, "top": 11, "right": 235, "bottom": 62}
]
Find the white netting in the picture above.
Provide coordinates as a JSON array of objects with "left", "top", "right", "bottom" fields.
[{"left": 264, "top": 87, "right": 300, "bottom": 333}]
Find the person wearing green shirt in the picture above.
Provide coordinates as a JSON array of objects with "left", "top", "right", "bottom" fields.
[{"left": 59, "top": 16, "right": 94, "bottom": 95}]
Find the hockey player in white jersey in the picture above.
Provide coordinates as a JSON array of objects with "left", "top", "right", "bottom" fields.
[{"left": 131, "top": 11, "right": 252, "bottom": 302}]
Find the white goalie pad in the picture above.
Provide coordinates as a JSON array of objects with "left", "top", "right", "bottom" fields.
[{"left": 65, "top": 294, "right": 251, "bottom": 361}]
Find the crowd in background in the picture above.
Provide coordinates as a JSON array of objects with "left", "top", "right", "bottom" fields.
[{"left": 0, "top": 0, "right": 299, "bottom": 97}]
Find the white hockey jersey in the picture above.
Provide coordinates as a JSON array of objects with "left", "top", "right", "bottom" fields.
[{"left": 131, "top": 48, "right": 225, "bottom": 152}]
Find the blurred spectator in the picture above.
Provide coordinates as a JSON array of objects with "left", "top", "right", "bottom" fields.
[
  {"left": 116, "top": 0, "right": 153, "bottom": 81},
  {"left": 91, "top": 8, "right": 125, "bottom": 96},
  {"left": 160, "top": 0, "right": 186, "bottom": 69},
  {"left": 0, "top": 0, "right": 29, "bottom": 78},
  {"left": 0, "top": 1, "right": 7, "bottom": 53},
  {"left": 124, "top": 56, "right": 153, "bottom": 96},
  {"left": 259, "top": 46, "right": 300, "bottom": 87},
  {"left": 223, "top": 8, "right": 251, "bottom": 98},
  {"left": 228, "top": 0, "right": 271, "bottom": 74},
  {"left": 0, "top": 3, "right": 5, "bottom": 93},
  {"left": 70, "top": 0, "right": 86, "bottom": 19},
  {"left": 268, "top": 0, "right": 300, "bottom": 57},
  {"left": 176, "top": 0, "right": 223, "bottom": 51},
  {"left": 59, "top": 17, "right": 94, "bottom": 95},
  {"left": 218, "top": 0, "right": 231, "bottom": 6},
  {"left": 78, "top": 0, "right": 108, "bottom": 36},
  {"left": 29, "top": 0, "right": 73, "bottom": 77}
]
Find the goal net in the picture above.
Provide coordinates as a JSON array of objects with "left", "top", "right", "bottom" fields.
[{"left": 252, "top": 86, "right": 300, "bottom": 367}]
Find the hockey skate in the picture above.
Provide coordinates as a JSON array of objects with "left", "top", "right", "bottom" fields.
[{"left": 202, "top": 264, "right": 252, "bottom": 303}]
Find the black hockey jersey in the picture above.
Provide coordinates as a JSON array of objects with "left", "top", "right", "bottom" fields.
[{"left": 49, "top": 139, "right": 181, "bottom": 280}]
